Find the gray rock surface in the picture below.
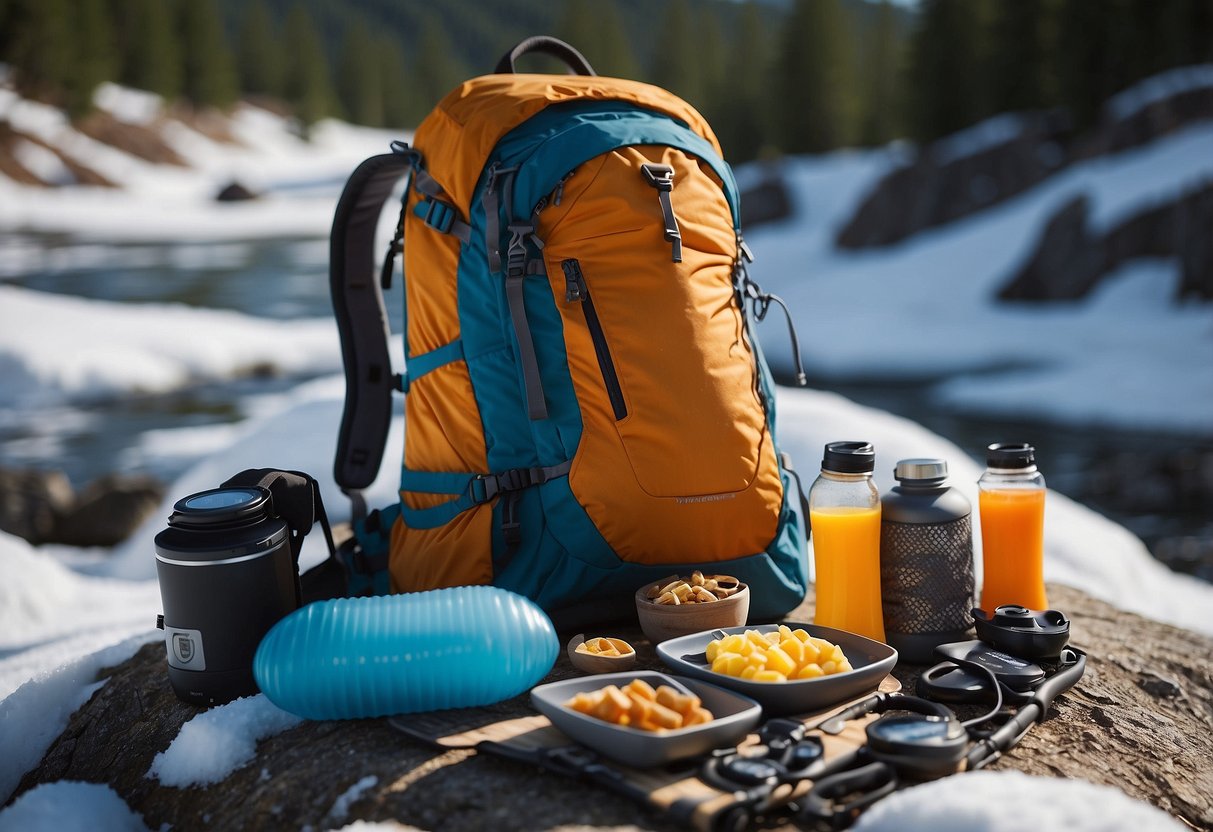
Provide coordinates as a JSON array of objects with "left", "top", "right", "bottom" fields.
[{"left": 9, "top": 584, "right": 1213, "bottom": 831}]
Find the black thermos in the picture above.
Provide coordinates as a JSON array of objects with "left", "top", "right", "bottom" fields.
[{"left": 154, "top": 486, "right": 300, "bottom": 706}]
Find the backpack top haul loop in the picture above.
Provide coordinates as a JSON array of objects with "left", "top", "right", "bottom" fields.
[{"left": 495, "top": 36, "right": 597, "bottom": 77}]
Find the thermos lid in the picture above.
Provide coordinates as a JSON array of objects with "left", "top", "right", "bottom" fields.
[
  {"left": 822, "top": 441, "right": 875, "bottom": 474},
  {"left": 169, "top": 486, "right": 272, "bottom": 528},
  {"left": 985, "top": 443, "right": 1036, "bottom": 469},
  {"left": 894, "top": 458, "right": 948, "bottom": 484}
]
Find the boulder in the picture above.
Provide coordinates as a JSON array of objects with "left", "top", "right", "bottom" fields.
[
  {"left": 0, "top": 467, "right": 165, "bottom": 548},
  {"left": 999, "top": 182, "right": 1213, "bottom": 301},
  {"left": 739, "top": 167, "right": 795, "bottom": 229},
  {"left": 0, "top": 468, "right": 75, "bottom": 545},
  {"left": 215, "top": 181, "right": 260, "bottom": 202},
  {"left": 836, "top": 70, "right": 1213, "bottom": 252},
  {"left": 8, "top": 584, "right": 1212, "bottom": 831},
  {"left": 52, "top": 474, "right": 165, "bottom": 548}
]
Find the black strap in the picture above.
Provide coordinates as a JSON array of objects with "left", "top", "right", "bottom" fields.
[
  {"left": 330, "top": 148, "right": 414, "bottom": 492},
  {"left": 220, "top": 469, "right": 344, "bottom": 604},
  {"left": 494, "top": 36, "right": 596, "bottom": 76}
]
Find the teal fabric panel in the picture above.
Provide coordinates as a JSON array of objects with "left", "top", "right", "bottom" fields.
[
  {"left": 492, "top": 102, "right": 740, "bottom": 228},
  {"left": 404, "top": 339, "right": 464, "bottom": 387},
  {"left": 400, "top": 466, "right": 475, "bottom": 495}
]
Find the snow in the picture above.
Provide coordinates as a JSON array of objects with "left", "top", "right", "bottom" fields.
[
  {"left": 852, "top": 770, "right": 1184, "bottom": 831},
  {"left": 1, "top": 77, "right": 1211, "bottom": 828},
  {"left": 324, "top": 776, "right": 380, "bottom": 826},
  {"left": 748, "top": 121, "right": 1213, "bottom": 435},
  {"left": 1106, "top": 63, "right": 1213, "bottom": 122},
  {"left": 930, "top": 113, "right": 1028, "bottom": 166},
  {"left": 0, "top": 631, "right": 156, "bottom": 801},
  {"left": 0, "top": 284, "right": 341, "bottom": 408},
  {"left": 147, "top": 694, "right": 303, "bottom": 787},
  {"left": 0, "top": 83, "right": 408, "bottom": 242},
  {"left": 0, "top": 781, "right": 151, "bottom": 832}
]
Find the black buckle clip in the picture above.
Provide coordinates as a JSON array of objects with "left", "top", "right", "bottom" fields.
[{"left": 640, "top": 163, "right": 674, "bottom": 191}]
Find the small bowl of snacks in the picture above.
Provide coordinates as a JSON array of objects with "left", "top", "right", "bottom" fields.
[
  {"left": 635, "top": 572, "right": 749, "bottom": 644},
  {"left": 567, "top": 634, "right": 638, "bottom": 674},
  {"left": 655, "top": 623, "right": 898, "bottom": 716},
  {"left": 530, "top": 670, "right": 762, "bottom": 767}
]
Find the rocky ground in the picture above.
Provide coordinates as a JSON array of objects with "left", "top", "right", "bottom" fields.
[{"left": 10, "top": 583, "right": 1212, "bottom": 831}]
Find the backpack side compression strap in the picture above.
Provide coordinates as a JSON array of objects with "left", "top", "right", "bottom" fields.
[{"left": 330, "top": 151, "right": 412, "bottom": 493}]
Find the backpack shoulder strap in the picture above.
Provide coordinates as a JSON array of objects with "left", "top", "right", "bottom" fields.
[{"left": 330, "top": 144, "right": 415, "bottom": 497}]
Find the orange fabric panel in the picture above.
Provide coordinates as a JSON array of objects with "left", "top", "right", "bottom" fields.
[
  {"left": 538, "top": 145, "right": 783, "bottom": 563},
  {"left": 413, "top": 74, "right": 721, "bottom": 216},
  {"left": 404, "top": 361, "right": 487, "bottom": 475},
  {"left": 390, "top": 503, "right": 494, "bottom": 592},
  {"left": 403, "top": 189, "right": 462, "bottom": 356},
  {"left": 394, "top": 356, "right": 491, "bottom": 591}
]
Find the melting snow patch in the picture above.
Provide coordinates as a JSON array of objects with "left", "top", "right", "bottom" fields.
[{"left": 148, "top": 694, "right": 303, "bottom": 788}]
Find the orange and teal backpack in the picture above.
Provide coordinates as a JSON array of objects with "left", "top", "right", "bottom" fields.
[{"left": 330, "top": 37, "right": 809, "bottom": 625}]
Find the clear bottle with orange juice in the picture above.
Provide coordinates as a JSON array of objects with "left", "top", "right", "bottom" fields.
[
  {"left": 977, "top": 443, "right": 1048, "bottom": 613},
  {"left": 809, "top": 441, "right": 885, "bottom": 642}
]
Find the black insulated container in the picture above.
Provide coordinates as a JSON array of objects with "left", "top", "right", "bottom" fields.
[
  {"left": 879, "top": 459, "right": 976, "bottom": 664},
  {"left": 154, "top": 486, "right": 299, "bottom": 706}
]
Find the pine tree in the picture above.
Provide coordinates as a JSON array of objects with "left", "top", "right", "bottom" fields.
[
  {"left": 283, "top": 4, "right": 336, "bottom": 128},
  {"left": 649, "top": 0, "right": 705, "bottom": 107},
  {"left": 986, "top": 0, "right": 1056, "bottom": 114},
  {"left": 64, "top": 0, "right": 119, "bottom": 117},
  {"left": 377, "top": 34, "right": 413, "bottom": 129},
  {"left": 1053, "top": 0, "right": 1121, "bottom": 130},
  {"left": 3, "top": 0, "right": 75, "bottom": 105},
  {"left": 338, "top": 17, "right": 384, "bottom": 126},
  {"left": 413, "top": 13, "right": 468, "bottom": 114},
  {"left": 709, "top": 0, "right": 771, "bottom": 161},
  {"left": 858, "top": 0, "right": 904, "bottom": 146},
  {"left": 237, "top": 1, "right": 286, "bottom": 98},
  {"left": 117, "top": 0, "right": 183, "bottom": 101},
  {"left": 697, "top": 11, "right": 727, "bottom": 112},
  {"left": 557, "top": 0, "right": 639, "bottom": 80},
  {"left": 773, "top": 0, "right": 858, "bottom": 153},
  {"left": 178, "top": 0, "right": 238, "bottom": 108},
  {"left": 906, "top": 0, "right": 989, "bottom": 142}
]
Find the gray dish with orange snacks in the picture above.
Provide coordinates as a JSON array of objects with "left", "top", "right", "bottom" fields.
[
  {"left": 530, "top": 671, "right": 762, "bottom": 767},
  {"left": 655, "top": 623, "right": 898, "bottom": 716}
]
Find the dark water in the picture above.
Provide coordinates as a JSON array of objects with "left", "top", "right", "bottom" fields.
[{"left": 3, "top": 235, "right": 1210, "bottom": 581}]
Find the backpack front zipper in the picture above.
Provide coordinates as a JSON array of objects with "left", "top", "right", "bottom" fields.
[{"left": 561, "top": 259, "right": 627, "bottom": 421}]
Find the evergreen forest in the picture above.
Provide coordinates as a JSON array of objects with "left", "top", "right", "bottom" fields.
[{"left": 1, "top": 0, "right": 1211, "bottom": 162}]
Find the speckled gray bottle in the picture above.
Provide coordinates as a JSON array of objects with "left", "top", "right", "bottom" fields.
[{"left": 879, "top": 459, "right": 976, "bottom": 663}]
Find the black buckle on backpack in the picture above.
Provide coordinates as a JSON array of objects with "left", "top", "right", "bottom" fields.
[
  {"left": 506, "top": 223, "right": 533, "bottom": 279},
  {"left": 640, "top": 163, "right": 674, "bottom": 191}
]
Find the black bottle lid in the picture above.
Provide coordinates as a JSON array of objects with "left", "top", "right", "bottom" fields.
[
  {"left": 822, "top": 441, "right": 875, "bottom": 474},
  {"left": 985, "top": 442, "right": 1036, "bottom": 469}
]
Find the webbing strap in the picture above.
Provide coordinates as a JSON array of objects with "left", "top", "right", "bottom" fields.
[
  {"left": 401, "top": 339, "right": 464, "bottom": 392},
  {"left": 414, "top": 198, "right": 472, "bottom": 244},
  {"left": 504, "top": 223, "right": 548, "bottom": 420},
  {"left": 399, "top": 461, "right": 572, "bottom": 530},
  {"left": 331, "top": 149, "right": 413, "bottom": 491}
]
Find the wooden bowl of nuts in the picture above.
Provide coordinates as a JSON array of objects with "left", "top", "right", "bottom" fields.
[
  {"left": 567, "top": 634, "right": 638, "bottom": 674},
  {"left": 635, "top": 572, "right": 750, "bottom": 644}
]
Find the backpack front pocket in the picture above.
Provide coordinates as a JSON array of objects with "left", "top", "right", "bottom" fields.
[
  {"left": 560, "top": 258, "right": 627, "bottom": 421},
  {"left": 538, "top": 145, "right": 783, "bottom": 564}
]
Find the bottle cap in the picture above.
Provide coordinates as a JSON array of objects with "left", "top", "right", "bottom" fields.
[
  {"left": 822, "top": 441, "right": 875, "bottom": 474},
  {"left": 985, "top": 442, "right": 1035, "bottom": 469},
  {"left": 894, "top": 458, "right": 948, "bottom": 484}
]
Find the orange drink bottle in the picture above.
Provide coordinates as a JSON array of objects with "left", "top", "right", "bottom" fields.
[
  {"left": 809, "top": 441, "right": 885, "bottom": 643},
  {"left": 977, "top": 443, "right": 1047, "bottom": 613}
]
